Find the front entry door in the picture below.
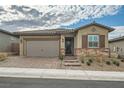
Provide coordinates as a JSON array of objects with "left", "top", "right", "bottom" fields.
[{"left": 65, "top": 37, "right": 74, "bottom": 56}]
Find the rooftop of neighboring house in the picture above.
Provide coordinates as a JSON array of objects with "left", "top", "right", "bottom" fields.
[
  {"left": 109, "top": 36, "right": 124, "bottom": 43},
  {"left": 0, "top": 29, "right": 19, "bottom": 38}
]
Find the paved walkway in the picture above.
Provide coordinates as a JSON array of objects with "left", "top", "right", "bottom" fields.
[{"left": 0, "top": 67, "right": 124, "bottom": 81}]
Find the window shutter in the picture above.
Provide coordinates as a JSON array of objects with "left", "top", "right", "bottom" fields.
[
  {"left": 100, "top": 35, "right": 105, "bottom": 48},
  {"left": 82, "top": 35, "right": 87, "bottom": 48}
]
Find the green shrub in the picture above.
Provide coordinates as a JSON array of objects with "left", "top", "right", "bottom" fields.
[
  {"left": 112, "top": 59, "right": 120, "bottom": 66},
  {"left": 121, "top": 59, "right": 124, "bottom": 62},
  {"left": 88, "top": 59, "right": 93, "bottom": 63},
  {"left": 106, "top": 61, "right": 111, "bottom": 65},
  {"left": 81, "top": 60, "right": 84, "bottom": 63},
  {"left": 116, "top": 62, "right": 120, "bottom": 66},
  {"left": 112, "top": 60, "right": 116, "bottom": 65},
  {"left": 86, "top": 61, "right": 91, "bottom": 66},
  {"left": 59, "top": 54, "right": 64, "bottom": 61}
]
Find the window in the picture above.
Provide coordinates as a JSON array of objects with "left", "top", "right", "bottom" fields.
[{"left": 88, "top": 35, "right": 99, "bottom": 48}]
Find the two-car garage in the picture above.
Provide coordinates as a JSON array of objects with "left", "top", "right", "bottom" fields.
[{"left": 26, "top": 40, "right": 59, "bottom": 57}]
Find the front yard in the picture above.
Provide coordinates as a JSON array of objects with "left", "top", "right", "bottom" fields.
[{"left": 0, "top": 56, "right": 124, "bottom": 71}]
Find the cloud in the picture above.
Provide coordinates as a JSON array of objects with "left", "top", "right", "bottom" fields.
[{"left": 0, "top": 5, "right": 122, "bottom": 31}]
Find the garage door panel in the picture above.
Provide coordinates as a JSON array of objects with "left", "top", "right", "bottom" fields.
[{"left": 26, "top": 40, "right": 59, "bottom": 57}]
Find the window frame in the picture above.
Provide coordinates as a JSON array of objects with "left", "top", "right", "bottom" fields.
[{"left": 88, "top": 35, "right": 99, "bottom": 48}]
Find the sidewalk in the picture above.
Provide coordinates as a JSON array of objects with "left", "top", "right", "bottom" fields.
[{"left": 0, "top": 67, "right": 124, "bottom": 81}]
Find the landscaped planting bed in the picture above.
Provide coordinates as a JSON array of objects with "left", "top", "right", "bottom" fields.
[
  {"left": 76, "top": 55, "right": 124, "bottom": 71},
  {"left": 0, "top": 53, "right": 8, "bottom": 61},
  {"left": 62, "top": 53, "right": 124, "bottom": 71}
]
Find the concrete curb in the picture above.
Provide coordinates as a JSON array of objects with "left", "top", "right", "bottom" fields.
[{"left": 0, "top": 67, "right": 124, "bottom": 81}]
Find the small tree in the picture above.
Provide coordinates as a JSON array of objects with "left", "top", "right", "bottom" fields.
[{"left": 59, "top": 54, "right": 64, "bottom": 67}]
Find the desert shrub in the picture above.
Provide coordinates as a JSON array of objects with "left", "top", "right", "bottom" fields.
[
  {"left": 112, "top": 60, "right": 117, "bottom": 65},
  {"left": 59, "top": 54, "right": 64, "bottom": 61},
  {"left": 88, "top": 59, "right": 93, "bottom": 63},
  {"left": 121, "top": 59, "right": 124, "bottom": 62},
  {"left": 111, "top": 59, "right": 120, "bottom": 66},
  {"left": 86, "top": 61, "right": 91, "bottom": 66},
  {"left": 106, "top": 61, "right": 111, "bottom": 65},
  {"left": 79, "top": 55, "right": 85, "bottom": 63},
  {"left": 0, "top": 53, "right": 8, "bottom": 61},
  {"left": 81, "top": 60, "right": 84, "bottom": 63},
  {"left": 118, "top": 55, "right": 121, "bottom": 59},
  {"left": 116, "top": 62, "right": 120, "bottom": 66}
]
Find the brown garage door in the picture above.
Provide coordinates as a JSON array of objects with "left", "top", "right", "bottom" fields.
[{"left": 26, "top": 40, "right": 59, "bottom": 57}]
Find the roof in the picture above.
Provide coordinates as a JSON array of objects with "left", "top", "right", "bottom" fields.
[
  {"left": 75, "top": 21, "right": 115, "bottom": 32},
  {"left": 0, "top": 29, "right": 18, "bottom": 37},
  {"left": 109, "top": 36, "right": 124, "bottom": 43},
  {"left": 15, "top": 22, "right": 115, "bottom": 36},
  {"left": 14, "top": 28, "right": 75, "bottom": 36}
]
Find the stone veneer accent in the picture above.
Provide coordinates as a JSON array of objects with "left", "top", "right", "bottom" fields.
[
  {"left": 74, "top": 48, "right": 82, "bottom": 56},
  {"left": 60, "top": 48, "right": 65, "bottom": 55},
  {"left": 74, "top": 48, "right": 109, "bottom": 57}
]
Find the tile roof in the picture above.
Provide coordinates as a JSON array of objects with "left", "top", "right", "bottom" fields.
[
  {"left": 14, "top": 22, "right": 115, "bottom": 36},
  {"left": 14, "top": 28, "right": 75, "bottom": 35}
]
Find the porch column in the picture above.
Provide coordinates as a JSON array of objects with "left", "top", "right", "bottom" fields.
[
  {"left": 75, "top": 33, "right": 82, "bottom": 56},
  {"left": 60, "top": 35, "right": 65, "bottom": 56}
]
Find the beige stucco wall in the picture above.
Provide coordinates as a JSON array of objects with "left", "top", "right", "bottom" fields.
[
  {"left": 60, "top": 35, "right": 65, "bottom": 49},
  {"left": 0, "top": 32, "right": 19, "bottom": 52},
  {"left": 75, "top": 25, "right": 109, "bottom": 49},
  {"left": 109, "top": 40, "right": 124, "bottom": 55},
  {"left": 20, "top": 25, "right": 110, "bottom": 57}
]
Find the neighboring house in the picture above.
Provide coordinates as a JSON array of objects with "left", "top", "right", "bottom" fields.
[
  {"left": 0, "top": 29, "right": 19, "bottom": 53},
  {"left": 109, "top": 36, "right": 124, "bottom": 56},
  {"left": 16, "top": 22, "right": 114, "bottom": 57}
]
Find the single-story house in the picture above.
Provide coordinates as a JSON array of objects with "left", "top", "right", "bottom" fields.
[
  {"left": 15, "top": 22, "right": 114, "bottom": 57},
  {"left": 0, "top": 29, "right": 19, "bottom": 54},
  {"left": 109, "top": 36, "right": 124, "bottom": 57}
]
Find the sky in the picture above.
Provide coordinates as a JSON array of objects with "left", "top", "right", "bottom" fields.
[{"left": 0, "top": 5, "right": 124, "bottom": 39}]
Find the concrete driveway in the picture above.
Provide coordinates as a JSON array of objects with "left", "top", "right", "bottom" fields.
[{"left": 0, "top": 56, "right": 61, "bottom": 69}]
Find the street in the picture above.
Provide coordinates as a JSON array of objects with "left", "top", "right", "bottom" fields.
[{"left": 0, "top": 77, "right": 124, "bottom": 88}]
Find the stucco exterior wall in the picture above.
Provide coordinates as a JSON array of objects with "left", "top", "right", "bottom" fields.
[
  {"left": 76, "top": 25, "right": 109, "bottom": 48},
  {"left": 74, "top": 25, "right": 109, "bottom": 56},
  {"left": 0, "top": 32, "right": 19, "bottom": 52},
  {"left": 60, "top": 35, "right": 65, "bottom": 55},
  {"left": 20, "top": 25, "right": 110, "bottom": 57},
  {"left": 109, "top": 40, "right": 124, "bottom": 56}
]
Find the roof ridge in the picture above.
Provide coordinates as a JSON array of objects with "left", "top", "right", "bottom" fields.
[{"left": 75, "top": 22, "right": 115, "bottom": 32}]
